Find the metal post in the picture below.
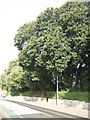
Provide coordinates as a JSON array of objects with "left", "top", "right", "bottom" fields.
[{"left": 56, "top": 75, "right": 58, "bottom": 105}]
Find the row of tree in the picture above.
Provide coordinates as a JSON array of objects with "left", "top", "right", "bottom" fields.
[{"left": 0, "top": 1, "right": 89, "bottom": 95}]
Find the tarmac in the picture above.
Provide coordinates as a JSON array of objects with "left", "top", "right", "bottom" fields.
[{"left": 5, "top": 96, "right": 89, "bottom": 119}]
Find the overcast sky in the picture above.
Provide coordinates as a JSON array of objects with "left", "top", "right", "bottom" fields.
[{"left": 0, "top": 0, "right": 68, "bottom": 74}]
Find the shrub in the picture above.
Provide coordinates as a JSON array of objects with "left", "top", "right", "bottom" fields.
[
  {"left": 17, "top": 90, "right": 89, "bottom": 102},
  {"left": 58, "top": 91, "right": 89, "bottom": 102}
]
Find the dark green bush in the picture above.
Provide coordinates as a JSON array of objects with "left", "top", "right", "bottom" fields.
[{"left": 58, "top": 91, "right": 89, "bottom": 102}]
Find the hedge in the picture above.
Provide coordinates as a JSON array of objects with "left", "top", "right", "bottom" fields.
[
  {"left": 58, "top": 91, "right": 89, "bottom": 102},
  {"left": 17, "top": 91, "right": 89, "bottom": 102}
]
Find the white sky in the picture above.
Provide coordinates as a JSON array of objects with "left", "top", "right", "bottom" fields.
[{"left": 0, "top": 0, "right": 68, "bottom": 75}]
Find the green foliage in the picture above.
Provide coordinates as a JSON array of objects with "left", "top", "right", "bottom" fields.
[
  {"left": 1, "top": 59, "right": 28, "bottom": 94},
  {"left": 14, "top": 22, "right": 35, "bottom": 50},
  {"left": 58, "top": 91, "right": 89, "bottom": 102},
  {"left": 18, "top": 90, "right": 89, "bottom": 102},
  {"left": 1, "top": 1, "right": 89, "bottom": 97},
  {"left": 14, "top": 1, "right": 89, "bottom": 92},
  {"left": 19, "top": 91, "right": 55, "bottom": 99}
]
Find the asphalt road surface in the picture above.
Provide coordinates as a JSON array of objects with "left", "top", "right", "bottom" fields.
[
  {"left": 0, "top": 99, "right": 55, "bottom": 118},
  {"left": 0, "top": 99, "right": 87, "bottom": 119}
]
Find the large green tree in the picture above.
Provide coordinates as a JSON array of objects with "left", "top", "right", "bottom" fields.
[{"left": 14, "top": 1, "right": 89, "bottom": 92}]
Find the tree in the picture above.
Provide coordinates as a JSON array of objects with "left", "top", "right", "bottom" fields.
[
  {"left": 14, "top": 1, "right": 89, "bottom": 92},
  {"left": 60, "top": 1, "right": 89, "bottom": 91},
  {"left": 1, "top": 59, "right": 28, "bottom": 95},
  {"left": 14, "top": 7, "right": 72, "bottom": 92}
]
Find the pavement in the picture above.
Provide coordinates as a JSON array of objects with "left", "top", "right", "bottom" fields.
[{"left": 5, "top": 96, "right": 89, "bottom": 119}]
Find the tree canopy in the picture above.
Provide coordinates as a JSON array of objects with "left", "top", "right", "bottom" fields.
[{"left": 0, "top": 1, "right": 89, "bottom": 94}]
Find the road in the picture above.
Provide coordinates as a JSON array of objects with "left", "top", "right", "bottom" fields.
[
  {"left": 0, "top": 99, "right": 55, "bottom": 118},
  {"left": 0, "top": 99, "right": 87, "bottom": 119}
]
